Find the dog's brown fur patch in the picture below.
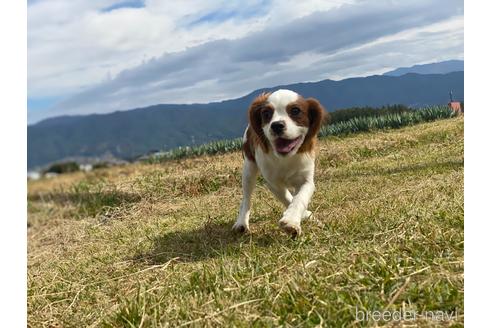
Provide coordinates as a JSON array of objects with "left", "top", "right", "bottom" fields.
[
  {"left": 297, "top": 98, "right": 327, "bottom": 154},
  {"left": 244, "top": 92, "right": 271, "bottom": 161},
  {"left": 242, "top": 127, "right": 257, "bottom": 162}
]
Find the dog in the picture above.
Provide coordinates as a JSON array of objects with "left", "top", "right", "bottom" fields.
[{"left": 233, "top": 89, "right": 327, "bottom": 237}]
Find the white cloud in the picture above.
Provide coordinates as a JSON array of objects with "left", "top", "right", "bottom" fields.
[{"left": 28, "top": 0, "right": 463, "bottom": 123}]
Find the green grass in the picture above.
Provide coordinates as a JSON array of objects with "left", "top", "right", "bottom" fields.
[{"left": 27, "top": 117, "right": 464, "bottom": 327}]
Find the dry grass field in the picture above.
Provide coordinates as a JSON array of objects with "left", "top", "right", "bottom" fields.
[{"left": 27, "top": 117, "right": 464, "bottom": 327}]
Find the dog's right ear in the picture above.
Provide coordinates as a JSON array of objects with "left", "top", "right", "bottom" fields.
[{"left": 248, "top": 92, "right": 270, "bottom": 152}]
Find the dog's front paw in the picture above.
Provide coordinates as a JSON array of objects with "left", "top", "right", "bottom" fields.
[
  {"left": 232, "top": 221, "right": 250, "bottom": 234},
  {"left": 279, "top": 218, "right": 301, "bottom": 238}
]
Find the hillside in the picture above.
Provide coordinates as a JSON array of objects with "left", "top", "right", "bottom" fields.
[
  {"left": 28, "top": 71, "right": 464, "bottom": 169},
  {"left": 28, "top": 117, "right": 464, "bottom": 326}
]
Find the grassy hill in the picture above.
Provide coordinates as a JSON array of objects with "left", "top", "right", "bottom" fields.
[{"left": 27, "top": 117, "right": 464, "bottom": 327}]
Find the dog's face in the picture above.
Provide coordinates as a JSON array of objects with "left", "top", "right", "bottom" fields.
[{"left": 249, "top": 89, "right": 326, "bottom": 157}]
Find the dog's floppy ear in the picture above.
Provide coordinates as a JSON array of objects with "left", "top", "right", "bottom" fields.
[
  {"left": 248, "top": 92, "right": 270, "bottom": 137},
  {"left": 248, "top": 92, "right": 270, "bottom": 152},
  {"left": 305, "top": 98, "right": 326, "bottom": 140}
]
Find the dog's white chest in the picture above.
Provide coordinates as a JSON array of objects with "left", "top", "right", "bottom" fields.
[{"left": 255, "top": 149, "right": 314, "bottom": 189}]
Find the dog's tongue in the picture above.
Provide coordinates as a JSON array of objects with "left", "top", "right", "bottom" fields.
[{"left": 275, "top": 137, "right": 300, "bottom": 154}]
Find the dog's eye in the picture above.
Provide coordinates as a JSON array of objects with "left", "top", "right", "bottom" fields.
[
  {"left": 261, "top": 109, "right": 273, "bottom": 121},
  {"left": 290, "top": 107, "right": 301, "bottom": 116}
]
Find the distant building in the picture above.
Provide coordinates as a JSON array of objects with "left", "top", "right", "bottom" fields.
[
  {"left": 448, "top": 101, "right": 462, "bottom": 114},
  {"left": 448, "top": 91, "right": 462, "bottom": 115}
]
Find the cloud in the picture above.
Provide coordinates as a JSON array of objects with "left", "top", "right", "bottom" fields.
[
  {"left": 28, "top": 0, "right": 463, "bottom": 123},
  {"left": 28, "top": 0, "right": 276, "bottom": 98}
]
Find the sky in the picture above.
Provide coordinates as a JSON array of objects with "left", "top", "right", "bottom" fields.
[{"left": 27, "top": 0, "right": 464, "bottom": 123}]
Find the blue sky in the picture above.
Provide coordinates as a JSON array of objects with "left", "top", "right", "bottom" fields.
[
  {"left": 27, "top": 0, "right": 463, "bottom": 123},
  {"left": 27, "top": 96, "right": 62, "bottom": 113},
  {"left": 188, "top": 0, "right": 271, "bottom": 26},
  {"left": 101, "top": 1, "right": 145, "bottom": 13}
]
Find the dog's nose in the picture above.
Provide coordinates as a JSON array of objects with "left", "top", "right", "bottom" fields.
[{"left": 271, "top": 121, "right": 286, "bottom": 135}]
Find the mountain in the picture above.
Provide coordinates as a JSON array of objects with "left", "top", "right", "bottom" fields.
[
  {"left": 28, "top": 71, "right": 464, "bottom": 169},
  {"left": 383, "top": 60, "right": 463, "bottom": 76}
]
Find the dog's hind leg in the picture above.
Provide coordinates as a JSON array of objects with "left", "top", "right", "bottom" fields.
[
  {"left": 267, "top": 185, "right": 312, "bottom": 221},
  {"left": 233, "top": 159, "right": 258, "bottom": 233},
  {"left": 267, "top": 184, "right": 293, "bottom": 207},
  {"left": 301, "top": 210, "right": 313, "bottom": 221}
]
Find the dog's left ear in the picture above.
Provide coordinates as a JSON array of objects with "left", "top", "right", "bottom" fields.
[{"left": 304, "top": 98, "right": 327, "bottom": 141}]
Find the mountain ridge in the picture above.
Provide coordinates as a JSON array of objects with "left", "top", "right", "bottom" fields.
[{"left": 383, "top": 59, "right": 463, "bottom": 76}]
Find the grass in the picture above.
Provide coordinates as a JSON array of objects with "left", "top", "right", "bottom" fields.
[{"left": 27, "top": 117, "right": 464, "bottom": 327}]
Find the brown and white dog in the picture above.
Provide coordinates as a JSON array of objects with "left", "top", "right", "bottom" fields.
[{"left": 233, "top": 89, "right": 327, "bottom": 237}]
